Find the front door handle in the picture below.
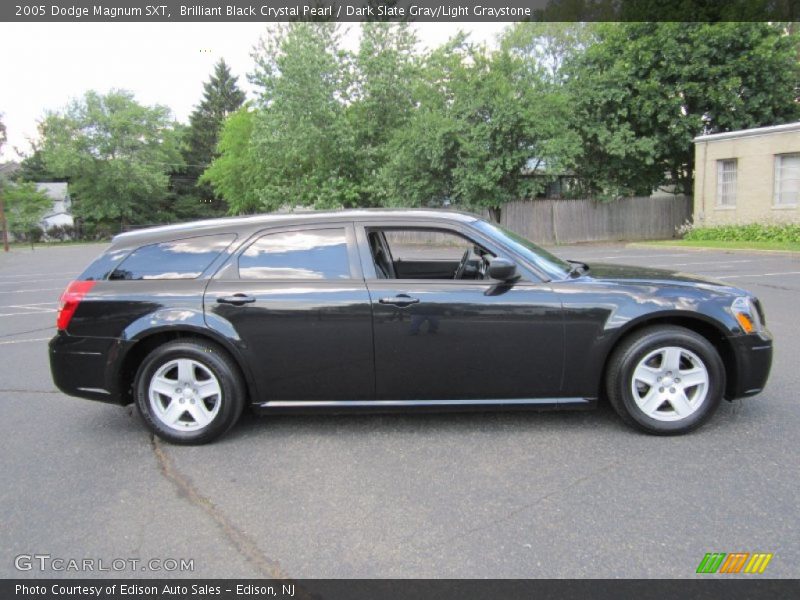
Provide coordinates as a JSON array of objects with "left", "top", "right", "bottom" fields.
[
  {"left": 379, "top": 294, "right": 420, "bottom": 307},
  {"left": 216, "top": 294, "right": 256, "bottom": 306}
]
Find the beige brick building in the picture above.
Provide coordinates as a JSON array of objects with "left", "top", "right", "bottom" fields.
[{"left": 693, "top": 122, "right": 800, "bottom": 226}]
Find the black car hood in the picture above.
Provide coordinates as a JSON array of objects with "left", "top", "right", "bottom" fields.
[{"left": 583, "top": 262, "right": 734, "bottom": 289}]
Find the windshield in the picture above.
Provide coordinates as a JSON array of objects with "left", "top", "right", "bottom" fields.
[{"left": 474, "top": 220, "right": 571, "bottom": 280}]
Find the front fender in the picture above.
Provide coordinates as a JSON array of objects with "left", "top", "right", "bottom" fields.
[{"left": 555, "top": 280, "right": 741, "bottom": 398}]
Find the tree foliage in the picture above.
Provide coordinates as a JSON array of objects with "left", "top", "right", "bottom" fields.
[
  {"left": 185, "top": 59, "right": 246, "bottom": 170},
  {"left": 17, "top": 142, "right": 60, "bottom": 183},
  {"left": 177, "top": 59, "right": 246, "bottom": 217},
  {"left": 4, "top": 21, "right": 798, "bottom": 239},
  {"left": 501, "top": 22, "right": 596, "bottom": 84},
  {"left": 246, "top": 23, "right": 358, "bottom": 210},
  {"left": 205, "top": 23, "right": 424, "bottom": 212},
  {"left": 203, "top": 24, "right": 582, "bottom": 219},
  {"left": 39, "top": 90, "right": 183, "bottom": 228},
  {"left": 199, "top": 106, "right": 262, "bottom": 214},
  {"left": 1, "top": 181, "right": 52, "bottom": 235},
  {"left": 565, "top": 22, "right": 800, "bottom": 197},
  {"left": 349, "top": 22, "right": 419, "bottom": 205},
  {"left": 381, "top": 35, "right": 580, "bottom": 220}
]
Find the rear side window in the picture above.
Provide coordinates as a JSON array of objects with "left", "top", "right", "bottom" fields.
[
  {"left": 109, "top": 234, "right": 236, "bottom": 280},
  {"left": 239, "top": 228, "right": 350, "bottom": 280}
]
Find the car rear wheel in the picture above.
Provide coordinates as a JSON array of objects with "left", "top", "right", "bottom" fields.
[
  {"left": 134, "top": 340, "right": 245, "bottom": 445},
  {"left": 606, "top": 326, "right": 725, "bottom": 435}
]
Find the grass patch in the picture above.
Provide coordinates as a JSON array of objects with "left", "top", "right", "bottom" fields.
[{"left": 645, "top": 239, "right": 800, "bottom": 252}]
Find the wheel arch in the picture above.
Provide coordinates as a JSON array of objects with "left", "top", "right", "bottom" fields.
[
  {"left": 115, "top": 327, "right": 257, "bottom": 406},
  {"left": 599, "top": 314, "right": 737, "bottom": 401}
]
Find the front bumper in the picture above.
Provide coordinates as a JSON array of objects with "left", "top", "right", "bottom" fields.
[
  {"left": 726, "top": 330, "right": 773, "bottom": 399},
  {"left": 49, "top": 332, "right": 126, "bottom": 404}
]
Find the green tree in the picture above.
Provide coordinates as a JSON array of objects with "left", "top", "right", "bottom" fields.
[
  {"left": 382, "top": 35, "right": 579, "bottom": 221},
  {"left": 245, "top": 22, "right": 357, "bottom": 211},
  {"left": 2, "top": 181, "right": 52, "bottom": 242},
  {"left": 501, "top": 22, "right": 596, "bottom": 84},
  {"left": 39, "top": 90, "right": 183, "bottom": 229},
  {"left": 185, "top": 59, "right": 246, "bottom": 170},
  {"left": 347, "top": 22, "right": 419, "bottom": 205},
  {"left": 200, "top": 106, "right": 262, "bottom": 214},
  {"left": 177, "top": 59, "right": 246, "bottom": 217},
  {"left": 17, "top": 141, "right": 61, "bottom": 183},
  {"left": 566, "top": 22, "right": 800, "bottom": 196}
]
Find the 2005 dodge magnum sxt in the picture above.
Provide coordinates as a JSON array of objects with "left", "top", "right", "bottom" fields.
[{"left": 49, "top": 210, "right": 772, "bottom": 444}]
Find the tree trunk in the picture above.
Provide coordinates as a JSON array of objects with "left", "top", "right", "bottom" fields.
[{"left": 488, "top": 206, "right": 502, "bottom": 223}]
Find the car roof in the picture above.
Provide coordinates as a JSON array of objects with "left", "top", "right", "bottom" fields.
[{"left": 111, "top": 209, "right": 483, "bottom": 248}]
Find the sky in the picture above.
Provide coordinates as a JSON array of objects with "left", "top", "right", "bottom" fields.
[{"left": 0, "top": 22, "right": 508, "bottom": 162}]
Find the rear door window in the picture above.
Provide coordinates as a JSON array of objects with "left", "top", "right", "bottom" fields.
[
  {"left": 109, "top": 234, "right": 236, "bottom": 280},
  {"left": 238, "top": 228, "right": 351, "bottom": 280}
]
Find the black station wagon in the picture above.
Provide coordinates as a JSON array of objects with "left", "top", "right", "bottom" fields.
[{"left": 49, "top": 210, "right": 772, "bottom": 444}]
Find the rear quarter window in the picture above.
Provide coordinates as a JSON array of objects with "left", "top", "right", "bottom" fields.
[
  {"left": 79, "top": 248, "right": 132, "bottom": 281},
  {"left": 109, "top": 234, "right": 236, "bottom": 280}
]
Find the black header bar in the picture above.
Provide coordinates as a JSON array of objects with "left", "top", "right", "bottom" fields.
[
  {"left": 4, "top": 579, "right": 800, "bottom": 600},
  {"left": 3, "top": 0, "right": 799, "bottom": 22}
]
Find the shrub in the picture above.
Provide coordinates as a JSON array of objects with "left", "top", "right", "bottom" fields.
[
  {"left": 681, "top": 223, "right": 800, "bottom": 243},
  {"left": 46, "top": 224, "right": 75, "bottom": 241},
  {"left": 11, "top": 226, "right": 44, "bottom": 243}
]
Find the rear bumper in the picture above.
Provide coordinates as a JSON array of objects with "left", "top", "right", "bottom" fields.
[
  {"left": 49, "top": 332, "right": 127, "bottom": 404},
  {"left": 727, "top": 330, "right": 773, "bottom": 399}
]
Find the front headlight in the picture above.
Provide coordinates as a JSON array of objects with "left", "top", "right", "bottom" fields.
[{"left": 731, "top": 296, "right": 763, "bottom": 334}]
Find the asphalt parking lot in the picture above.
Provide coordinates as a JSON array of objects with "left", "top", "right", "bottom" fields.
[{"left": 1, "top": 242, "right": 798, "bottom": 579}]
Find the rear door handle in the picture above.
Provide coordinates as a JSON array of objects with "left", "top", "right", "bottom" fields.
[
  {"left": 216, "top": 294, "right": 256, "bottom": 306},
  {"left": 379, "top": 295, "right": 420, "bottom": 307}
]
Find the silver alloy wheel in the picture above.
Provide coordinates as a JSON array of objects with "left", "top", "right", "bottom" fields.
[
  {"left": 630, "top": 346, "right": 709, "bottom": 422},
  {"left": 148, "top": 358, "right": 222, "bottom": 432}
]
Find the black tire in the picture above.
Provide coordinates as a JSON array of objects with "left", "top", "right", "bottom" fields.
[
  {"left": 606, "top": 326, "right": 725, "bottom": 435},
  {"left": 134, "top": 340, "right": 246, "bottom": 445}
]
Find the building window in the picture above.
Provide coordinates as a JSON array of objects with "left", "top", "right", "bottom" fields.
[
  {"left": 774, "top": 153, "right": 800, "bottom": 206},
  {"left": 716, "top": 159, "right": 737, "bottom": 207}
]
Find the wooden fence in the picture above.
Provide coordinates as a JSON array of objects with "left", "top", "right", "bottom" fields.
[{"left": 497, "top": 195, "right": 692, "bottom": 245}]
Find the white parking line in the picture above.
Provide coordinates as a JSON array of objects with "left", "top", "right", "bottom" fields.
[
  {"left": 0, "top": 305, "right": 57, "bottom": 317},
  {"left": 0, "top": 302, "right": 57, "bottom": 308},
  {"left": 662, "top": 259, "right": 756, "bottom": 267},
  {"left": 717, "top": 271, "right": 800, "bottom": 280},
  {"left": 0, "top": 337, "right": 50, "bottom": 345},
  {"left": 0, "top": 287, "right": 65, "bottom": 294},
  {"left": 0, "top": 279, "right": 70, "bottom": 287},
  {"left": 0, "top": 272, "right": 79, "bottom": 279},
  {"left": 589, "top": 253, "right": 692, "bottom": 260}
]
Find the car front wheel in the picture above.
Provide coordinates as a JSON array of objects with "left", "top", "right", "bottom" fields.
[
  {"left": 606, "top": 326, "right": 725, "bottom": 435},
  {"left": 134, "top": 340, "right": 245, "bottom": 445}
]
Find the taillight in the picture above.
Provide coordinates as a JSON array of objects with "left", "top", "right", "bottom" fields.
[{"left": 56, "top": 281, "right": 96, "bottom": 331}]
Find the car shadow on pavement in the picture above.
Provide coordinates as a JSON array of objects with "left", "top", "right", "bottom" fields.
[
  {"left": 86, "top": 395, "right": 765, "bottom": 446},
  {"left": 224, "top": 398, "right": 628, "bottom": 443}
]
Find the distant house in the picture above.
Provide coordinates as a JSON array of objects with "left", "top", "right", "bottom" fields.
[
  {"left": 36, "top": 182, "right": 74, "bottom": 232},
  {"left": 693, "top": 122, "right": 800, "bottom": 226}
]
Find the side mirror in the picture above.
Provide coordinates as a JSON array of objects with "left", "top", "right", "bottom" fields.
[{"left": 488, "top": 258, "right": 518, "bottom": 281}]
